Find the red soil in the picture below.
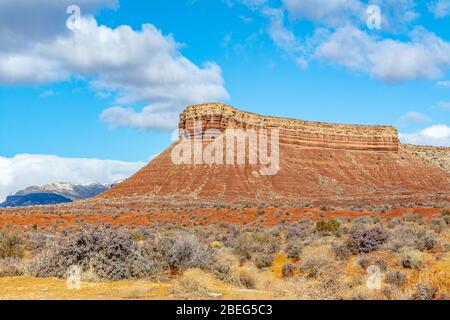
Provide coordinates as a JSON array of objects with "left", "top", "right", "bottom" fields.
[{"left": 0, "top": 206, "right": 445, "bottom": 231}]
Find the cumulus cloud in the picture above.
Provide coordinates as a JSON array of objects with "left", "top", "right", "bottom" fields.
[
  {"left": 429, "top": 0, "right": 450, "bottom": 18},
  {"left": 0, "top": 0, "right": 117, "bottom": 50},
  {"left": 398, "top": 111, "right": 431, "bottom": 123},
  {"left": 314, "top": 25, "right": 450, "bottom": 82},
  {"left": 400, "top": 124, "right": 450, "bottom": 146},
  {"left": 0, "top": 4, "right": 229, "bottom": 130},
  {"left": 0, "top": 154, "right": 145, "bottom": 202}
]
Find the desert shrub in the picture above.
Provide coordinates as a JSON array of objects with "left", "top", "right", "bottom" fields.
[
  {"left": 171, "top": 269, "right": 212, "bottom": 299},
  {"left": 389, "top": 227, "right": 437, "bottom": 252},
  {"left": 374, "top": 259, "right": 388, "bottom": 271},
  {"left": 231, "top": 266, "right": 258, "bottom": 289},
  {"left": 385, "top": 270, "right": 407, "bottom": 287},
  {"left": 371, "top": 215, "right": 381, "bottom": 224},
  {"left": 397, "top": 248, "right": 422, "bottom": 269},
  {"left": 155, "top": 233, "right": 211, "bottom": 272},
  {"left": 412, "top": 283, "right": 438, "bottom": 300},
  {"left": 332, "top": 242, "right": 352, "bottom": 260},
  {"left": 443, "top": 214, "right": 450, "bottom": 225},
  {"left": 26, "top": 225, "right": 136, "bottom": 280},
  {"left": 441, "top": 209, "right": 450, "bottom": 224},
  {"left": 232, "top": 234, "right": 253, "bottom": 261},
  {"left": 23, "top": 231, "right": 57, "bottom": 253},
  {"left": 210, "top": 260, "right": 232, "bottom": 281},
  {"left": 285, "top": 241, "right": 302, "bottom": 260},
  {"left": 209, "top": 241, "right": 224, "bottom": 248},
  {"left": 281, "top": 263, "right": 296, "bottom": 278},
  {"left": 283, "top": 220, "right": 315, "bottom": 241},
  {"left": 256, "top": 205, "right": 266, "bottom": 215},
  {"left": 357, "top": 256, "right": 372, "bottom": 270},
  {"left": 430, "top": 218, "right": 447, "bottom": 233},
  {"left": 315, "top": 219, "right": 341, "bottom": 237},
  {"left": 129, "top": 228, "right": 150, "bottom": 241},
  {"left": 231, "top": 230, "right": 281, "bottom": 262},
  {"left": 402, "top": 213, "right": 424, "bottom": 224},
  {"left": 0, "top": 231, "right": 24, "bottom": 259},
  {"left": 299, "top": 246, "right": 335, "bottom": 277},
  {"left": 353, "top": 216, "right": 372, "bottom": 225},
  {"left": 208, "top": 248, "right": 237, "bottom": 282},
  {"left": 0, "top": 258, "right": 23, "bottom": 277},
  {"left": 386, "top": 218, "right": 402, "bottom": 228},
  {"left": 126, "top": 247, "right": 166, "bottom": 279},
  {"left": 253, "top": 253, "right": 273, "bottom": 269},
  {"left": 347, "top": 226, "right": 389, "bottom": 254}
]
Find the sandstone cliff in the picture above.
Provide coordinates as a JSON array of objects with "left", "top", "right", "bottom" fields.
[{"left": 180, "top": 103, "right": 399, "bottom": 152}]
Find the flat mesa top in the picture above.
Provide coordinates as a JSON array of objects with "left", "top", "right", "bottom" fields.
[{"left": 181, "top": 102, "right": 398, "bottom": 138}]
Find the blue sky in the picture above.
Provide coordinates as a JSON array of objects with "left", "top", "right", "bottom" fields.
[{"left": 0, "top": 0, "right": 450, "bottom": 199}]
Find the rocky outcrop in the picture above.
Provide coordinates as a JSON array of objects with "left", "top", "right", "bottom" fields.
[
  {"left": 180, "top": 103, "right": 399, "bottom": 152},
  {"left": 404, "top": 144, "right": 450, "bottom": 174}
]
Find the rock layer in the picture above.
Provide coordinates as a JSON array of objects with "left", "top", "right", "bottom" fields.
[
  {"left": 180, "top": 103, "right": 399, "bottom": 152},
  {"left": 101, "top": 103, "right": 450, "bottom": 206}
]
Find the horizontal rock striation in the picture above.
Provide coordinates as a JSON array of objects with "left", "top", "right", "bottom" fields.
[{"left": 180, "top": 103, "right": 399, "bottom": 152}]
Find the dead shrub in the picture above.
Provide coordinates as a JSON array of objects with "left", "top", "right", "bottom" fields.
[
  {"left": 299, "top": 246, "right": 335, "bottom": 277},
  {"left": 397, "top": 248, "right": 422, "bottom": 270},
  {"left": 384, "top": 270, "right": 407, "bottom": 287},
  {"left": 281, "top": 263, "right": 296, "bottom": 278}
]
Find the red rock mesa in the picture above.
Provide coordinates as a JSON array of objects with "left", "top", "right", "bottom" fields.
[{"left": 101, "top": 103, "right": 450, "bottom": 207}]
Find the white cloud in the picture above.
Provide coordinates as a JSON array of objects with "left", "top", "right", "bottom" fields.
[
  {"left": 315, "top": 25, "right": 450, "bottom": 82},
  {"left": 261, "top": 7, "right": 307, "bottom": 68},
  {"left": 400, "top": 124, "right": 450, "bottom": 146},
  {"left": 283, "top": 0, "right": 363, "bottom": 26},
  {"left": 283, "top": 0, "right": 418, "bottom": 30},
  {"left": 0, "top": 7, "right": 229, "bottom": 130},
  {"left": 398, "top": 111, "right": 431, "bottom": 123},
  {"left": 263, "top": 7, "right": 302, "bottom": 54},
  {"left": 0, "top": 154, "right": 145, "bottom": 202},
  {"left": 0, "top": 0, "right": 117, "bottom": 50},
  {"left": 100, "top": 104, "right": 179, "bottom": 131},
  {"left": 429, "top": 0, "right": 450, "bottom": 18}
]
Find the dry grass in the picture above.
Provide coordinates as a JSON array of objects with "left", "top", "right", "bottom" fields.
[{"left": 0, "top": 219, "right": 448, "bottom": 300}]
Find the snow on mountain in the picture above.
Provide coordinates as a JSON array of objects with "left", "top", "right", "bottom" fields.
[{"left": 15, "top": 182, "right": 113, "bottom": 201}]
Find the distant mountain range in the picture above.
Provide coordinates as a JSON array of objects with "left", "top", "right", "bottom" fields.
[{"left": 0, "top": 182, "right": 114, "bottom": 208}]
